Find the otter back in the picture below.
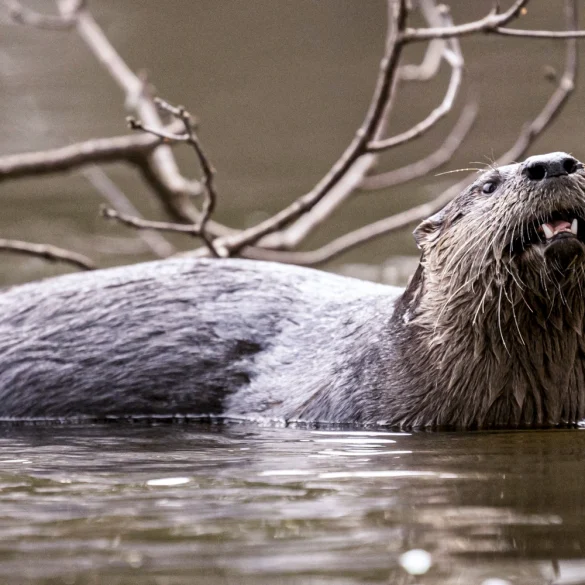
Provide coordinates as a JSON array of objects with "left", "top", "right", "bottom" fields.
[{"left": 0, "top": 258, "right": 400, "bottom": 422}]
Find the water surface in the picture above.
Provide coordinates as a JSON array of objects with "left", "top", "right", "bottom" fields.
[{"left": 0, "top": 424, "right": 584, "bottom": 584}]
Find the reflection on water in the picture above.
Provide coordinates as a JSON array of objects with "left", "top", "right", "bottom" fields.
[{"left": 0, "top": 424, "right": 584, "bottom": 584}]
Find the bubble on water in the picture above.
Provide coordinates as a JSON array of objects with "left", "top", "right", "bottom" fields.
[
  {"left": 125, "top": 551, "right": 143, "bottom": 568},
  {"left": 146, "top": 477, "right": 190, "bottom": 487},
  {"left": 399, "top": 549, "right": 432, "bottom": 575},
  {"left": 481, "top": 579, "right": 512, "bottom": 585}
]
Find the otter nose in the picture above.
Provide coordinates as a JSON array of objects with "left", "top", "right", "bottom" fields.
[{"left": 523, "top": 152, "right": 579, "bottom": 181}]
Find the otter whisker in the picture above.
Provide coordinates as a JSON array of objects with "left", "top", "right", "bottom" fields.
[
  {"left": 503, "top": 278, "right": 525, "bottom": 346},
  {"left": 505, "top": 265, "right": 533, "bottom": 317},
  {"left": 432, "top": 278, "right": 474, "bottom": 333},
  {"left": 574, "top": 265, "right": 585, "bottom": 297},
  {"left": 471, "top": 158, "right": 498, "bottom": 171},
  {"left": 434, "top": 168, "right": 483, "bottom": 177},
  {"left": 472, "top": 281, "right": 493, "bottom": 326},
  {"left": 497, "top": 286, "right": 511, "bottom": 357},
  {"left": 539, "top": 265, "right": 551, "bottom": 303},
  {"left": 509, "top": 218, "right": 521, "bottom": 260},
  {"left": 473, "top": 222, "right": 504, "bottom": 283},
  {"left": 440, "top": 229, "right": 485, "bottom": 280}
]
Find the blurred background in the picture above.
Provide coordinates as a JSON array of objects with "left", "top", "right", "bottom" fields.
[{"left": 1, "top": 0, "right": 584, "bottom": 286}]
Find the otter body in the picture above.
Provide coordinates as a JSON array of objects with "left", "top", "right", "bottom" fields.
[
  {"left": 0, "top": 259, "right": 403, "bottom": 423},
  {"left": 2, "top": 152, "right": 585, "bottom": 429}
]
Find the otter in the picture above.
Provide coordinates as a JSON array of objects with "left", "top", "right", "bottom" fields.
[{"left": 0, "top": 151, "right": 584, "bottom": 429}]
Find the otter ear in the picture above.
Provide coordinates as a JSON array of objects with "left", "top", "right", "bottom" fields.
[{"left": 413, "top": 210, "right": 445, "bottom": 250}]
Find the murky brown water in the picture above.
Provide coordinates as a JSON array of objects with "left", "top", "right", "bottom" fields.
[
  {"left": 2, "top": 1, "right": 585, "bottom": 583},
  {"left": 0, "top": 424, "right": 585, "bottom": 585}
]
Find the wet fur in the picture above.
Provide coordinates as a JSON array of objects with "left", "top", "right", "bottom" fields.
[
  {"left": 0, "top": 260, "right": 401, "bottom": 423},
  {"left": 391, "top": 157, "right": 585, "bottom": 427},
  {"left": 1, "top": 154, "right": 585, "bottom": 428}
]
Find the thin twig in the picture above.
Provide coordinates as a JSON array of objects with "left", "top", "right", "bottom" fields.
[
  {"left": 129, "top": 157, "right": 234, "bottom": 238},
  {"left": 128, "top": 97, "right": 220, "bottom": 256},
  {"left": 398, "top": 0, "right": 447, "bottom": 81},
  {"left": 401, "top": 0, "right": 529, "bottom": 42},
  {"left": 368, "top": 51, "right": 462, "bottom": 151},
  {"left": 4, "top": 0, "right": 81, "bottom": 29},
  {"left": 360, "top": 100, "right": 478, "bottom": 191},
  {"left": 126, "top": 120, "right": 190, "bottom": 143},
  {"left": 494, "top": 27, "right": 585, "bottom": 38},
  {"left": 0, "top": 238, "right": 95, "bottom": 270},
  {"left": 82, "top": 166, "right": 176, "bottom": 258},
  {"left": 101, "top": 206, "right": 204, "bottom": 236}
]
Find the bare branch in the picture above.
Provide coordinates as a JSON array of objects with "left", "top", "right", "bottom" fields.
[
  {"left": 368, "top": 7, "right": 463, "bottom": 153},
  {"left": 401, "top": 0, "right": 529, "bottom": 42},
  {"left": 129, "top": 98, "right": 219, "bottom": 256},
  {"left": 0, "top": 128, "right": 176, "bottom": 181},
  {"left": 256, "top": 0, "right": 459, "bottom": 250},
  {"left": 262, "top": 0, "right": 578, "bottom": 267},
  {"left": 0, "top": 238, "right": 95, "bottom": 270},
  {"left": 360, "top": 100, "right": 478, "bottom": 191},
  {"left": 402, "top": 0, "right": 585, "bottom": 42},
  {"left": 4, "top": 0, "right": 81, "bottom": 30},
  {"left": 82, "top": 166, "right": 176, "bottom": 258},
  {"left": 7, "top": 0, "right": 231, "bottom": 232},
  {"left": 199, "top": 0, "right": 409, "bottom": 257},
  {"left": 101, "top": 206, "right": 212, "bottom": 238},
  {"left": 6, "top": 0, "right": 585, "bottom": 272}
]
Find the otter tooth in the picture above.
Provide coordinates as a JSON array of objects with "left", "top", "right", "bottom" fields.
[
  {"left": 542, "top": 224, "right": 554, "bottom": 240},
  {"left": 572, "top": 218, "right": 579, "bottom": 235}
]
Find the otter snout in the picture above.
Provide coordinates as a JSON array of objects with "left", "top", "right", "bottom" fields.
[{"left": 522, "top": 152, "right": 580, "bottom": 181}]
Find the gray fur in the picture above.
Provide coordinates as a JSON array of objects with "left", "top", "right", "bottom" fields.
[
  {"left": 0, "top": 259, "right": 400, "bottom": 423},
  {"left": 1, "top": 152, "right": 585, "bottom": 429}
]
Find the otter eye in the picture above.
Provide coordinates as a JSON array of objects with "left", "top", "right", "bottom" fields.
[{"left": 482, "top": 181, "right": 498, "bottom": 194}]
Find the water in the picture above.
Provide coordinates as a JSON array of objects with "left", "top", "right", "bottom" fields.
[{"left": 0, "top": 424, "right": 583, "bottom": 584}]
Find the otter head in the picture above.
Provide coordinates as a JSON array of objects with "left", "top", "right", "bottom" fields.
[
  {"left": 393, "top": 153, "right": 585, "bottom": 428},
  {"left": 411, "top": 152, "right": 585, "bottom": 327}
]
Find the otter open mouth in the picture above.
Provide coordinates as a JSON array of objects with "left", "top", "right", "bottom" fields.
[{"left": 511, "top": 211, "right": 585, "bottom": 255}]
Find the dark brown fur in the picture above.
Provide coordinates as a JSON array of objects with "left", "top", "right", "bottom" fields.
[{"left": 383, "top": 152, "right": 585, "bottom": 427}]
